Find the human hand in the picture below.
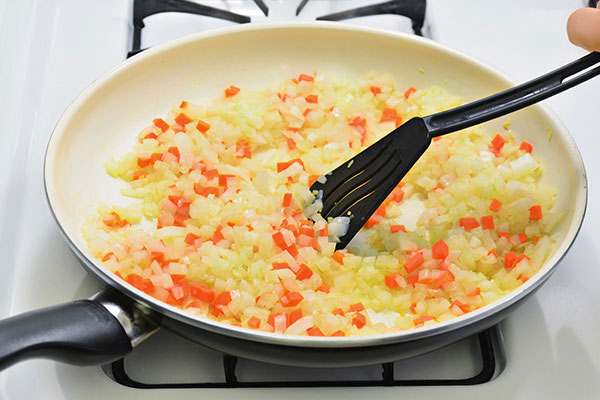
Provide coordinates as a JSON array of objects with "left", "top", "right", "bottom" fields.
[{"left": 567, "top": 3, "right": 600, "bottom": 51}]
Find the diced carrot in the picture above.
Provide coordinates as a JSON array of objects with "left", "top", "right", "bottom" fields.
[
  {"left": 137, "top": 156, "right": 153, "bottom": 168},
  {"left": 171, "top": 274, "right": 187, "bottom": 283},
  {"left": 432, "top": 184, "right": 444, "bottom": 191},
  {"left": 272, "top": 231, "right": 287, "bottom": 249},
  {"left": 404, "top": 86, "right": 417, "bottom": 99},
  {"left": 272, "top": 262, "right": 290, "bottom": 270},
  {"left": 153, "top": 118, "right": 169, "bottom": 132},
  {"left": 179, "top": 100, "right": 188, "bottom": 108},
  {"left": 143, "top": 279, "right": 154, "bottom": 293},
  {"left": 532, "top": 236, "right": 540, "bottom": 245},
  {"left": 203, "top": 168, "right": 219, "bottom": 179},
  {"left": 498, "top": 232, "right": 511, "bottom": 241},
  {"left": 132, "top": 170, "right": 146, "bottom": 180},
  {"left": 218, "top": 174, "right": 233, "bottom": 187},
  {"left": 349, "top": 303, "right": 364, "bottom": 312},
  {"left": 519, "top": 141, "right": 533, "bottom": 153},
  {"left": 467, "top": 287, "right": 481, "bottom": 296},
  {"left": 287, "top": 243, "right": 300, "bottom": 257},
  {"left": 319, "top": 226, "right": 328, "bottom": 237},
  {"left": 277, "top": 158, "right": 305, "bottom": 172},
  {"left": 298, "top": 73, "right": 314, "bottom": 82},
  {"left": 296, "top": 264, "right": 313, "bottom": 281},
  {"left": 385, "top": 273, "right": 405, "bottom": 289},
  {"left": 374, "top": 203, "right": 387, "bottom": 217},
  {"left": 505, "top": 251, "right": 517, "bottom": 269},
  {"left": 489, "top": 198, "right": 502, "bottom": 212},
  {"left": 316, "top": 283, "right": 330, "bottom": 293},
  {"left": 286, "top": 137, "right": 296, "bottom": 150},
  {"left": 450, "top": 301, "right": 471, "bottom": 315},
  {"left": 379, "top": 108, "right": 401, "bottom": 125},
  {"left": 410, "top": 303, "right": 417, "bottom": 313},
  {"left": 175, "top": 113, "right": 192, "bottom": 126},
  {"left": 352, "top": 313, "right": 366, "bottom": 329},
  {"left": 184, "top": 233, "right": 200, "bottom": 245},
  {"left": 167, "top": 146, "right": 180, "bottom": 162},
  {"left": 332, "top": 308, "right": 344, "bottom": 316},
  {"left": 210, "top": 306, "right": 224, "bottom": 317},
  {"left": 348, "top": 116, "right": 367, "bottom": 139},
  {"left": 102, "top": 252, "right": 118, "bottom": 262},
  {"left": 143, "top": 132, "right": 158, "bottom": 140},
  {"left": 413, "top": 315, "right": 434, "bottom": 326},
  {"left": 211, "top": 226, "right": 224, "bottom": 243},
  {"left": 289, "top": 309, "right": 303, "bottom": 325},
  {"left": 103, "top": 211, "right": 129, "bottom": 228},
  {"left": 235, "top": 139, "right": 252, "bottom": 159},
  {"left": 404, "top": 252, "right": 424, "bottom": 274},
  {"left": 488, "top": 249, "right": 498, "bottom": 258},
  {"left": 391, "top": 224, "right": 407, "bottom": 233},
  {"left": 308, "top": 175, "right": 320, "bottom": 186},
  {"left": 300, "top": 226, "right": 314, "bottom": 237},
  {"left": 214, "top": 291, "right": 232, "bottom": 306},
  {"left": 305, "top": 94, "right": 318, "bottom": 103},
  {"left": 307, "top": 327, "right": 324, "bottom": 336},
  {"left": 309, "top": 238, "right": 319, "bottom": 251},
  {"left": 370, "top": 85, "right": 382, "bottom": 95},
  {"left": 529, "top": 205, "right": 542, "bottom": 220},
  {"left": 432, "top": 270, "right": 455, "bottom": 289},
  {"left": 517, "top": 233, "right": 528, "bottom": 243},
  {"left": 126, "top": 273, "right": 144, "bottom": 290},
  {"left": 432, "top": 239, "right": 448, "bottom": 260},
  {"left": 225, "top": 85, "right": 240, "bottom": 97},
  {"left": 481, "top": 215, "right": 495, "bottom": 230},
  {"left": 330, "top": 330, "right": 345, "bottom": 337},
  {"left": 365, "top": 216, "right": 383, "bottom": 228},
  {"left": 281, "top": 292, "right": 303, "bottom": 307},
  {"left": 282, "top": 193, "right": 293, "bottom": 207},
  {"left": 459, "top": 217, "right": 480, "bottom": 231},
  {"left": 196, "top": 119, "right": 210, "bottom": 133},
  {"left": 491, "top": 134, "right": 505, "bottom": 151},
  {"left": 332, "top": 251, "right": 344, "bottom": 264},
  {"left": 247, "top": 316, "right": 261, "bottom": 329}
]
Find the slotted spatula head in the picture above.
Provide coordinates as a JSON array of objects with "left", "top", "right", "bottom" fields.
[
  {"left": 309, "top": 52, "right": 600, "bottom": 250},
  {"left": 309, "top": 117, "right": 431, "bottom": 250}
]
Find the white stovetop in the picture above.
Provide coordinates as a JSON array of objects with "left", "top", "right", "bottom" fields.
[{"left": 1, "top": 0, "right": 599, "bottom": 399}]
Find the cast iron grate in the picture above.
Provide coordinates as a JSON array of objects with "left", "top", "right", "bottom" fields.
[
  {"left": 104, "top": 325, "right": 505, "bottom": 388},
  {"left": 128, "top": 0, "right": 266, "bottom": 57},
  {"left": 129, "top": 0, "right": 428, "bottom": 58},
  {"left": 297, "top": 0, "right": 426, "bottom": 36}
]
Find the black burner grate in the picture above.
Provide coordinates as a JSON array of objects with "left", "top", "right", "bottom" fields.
[
  {"left": 129, "top": 0, "right": 428, "bottom": 57},
  {"left": 129, "top": 0, "right": 268, "bottom": 57},
  {"left": 104, "top": 325, "right": 505, "bottom": 388},
  {"left": 298, "top": 0, "right": 426, "bottom": 36}
]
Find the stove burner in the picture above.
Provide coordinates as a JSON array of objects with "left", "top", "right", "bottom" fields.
[
  {"left": 129, "top": 0, "right": 267, "bottom": 57},
  {"left": 297, "top": 0, "right": 426, "bottom": 36},
  {"left": 103, "top": 325, "right": 505, "bottom": 388}
]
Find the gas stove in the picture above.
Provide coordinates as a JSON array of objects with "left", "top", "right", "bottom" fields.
[{"left": 1, "top": 1, "right": 600, "bottom": 399}]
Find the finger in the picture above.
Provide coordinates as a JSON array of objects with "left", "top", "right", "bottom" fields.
[{"left": 567, "top": 7, "right": 600, "bottom": 51}]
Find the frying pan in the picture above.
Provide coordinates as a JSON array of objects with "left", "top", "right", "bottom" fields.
[{"left": 0, "top": 23, "right": 587, "bottom": 370}]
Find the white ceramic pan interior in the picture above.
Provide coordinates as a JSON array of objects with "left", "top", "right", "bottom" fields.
[{"left": 45, "top": 23, "right": 586, "bottom": 347}]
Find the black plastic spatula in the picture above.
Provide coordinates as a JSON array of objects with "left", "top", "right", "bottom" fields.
[{"left": 310, "top": 52, "right": 600, "bottom": 250}]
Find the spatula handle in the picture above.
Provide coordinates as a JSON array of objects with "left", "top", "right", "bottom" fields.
[{"left": 423, "top": 52, "right": 600, "bottom": 137}]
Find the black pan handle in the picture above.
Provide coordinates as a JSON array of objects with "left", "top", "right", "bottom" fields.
[
  {"left": 423, "top": 51, "right": 600, "bottom": 137},
  {"left": 0, "top": 288, "right": 158, "bottom": 371}
]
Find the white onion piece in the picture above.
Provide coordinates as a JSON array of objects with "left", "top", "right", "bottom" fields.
[
  {"left": 285, "top": 316, "right": 314, "bottom": 335},
  {"left": 328, "top": 216, "right": 350, "bottom": 237}
]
